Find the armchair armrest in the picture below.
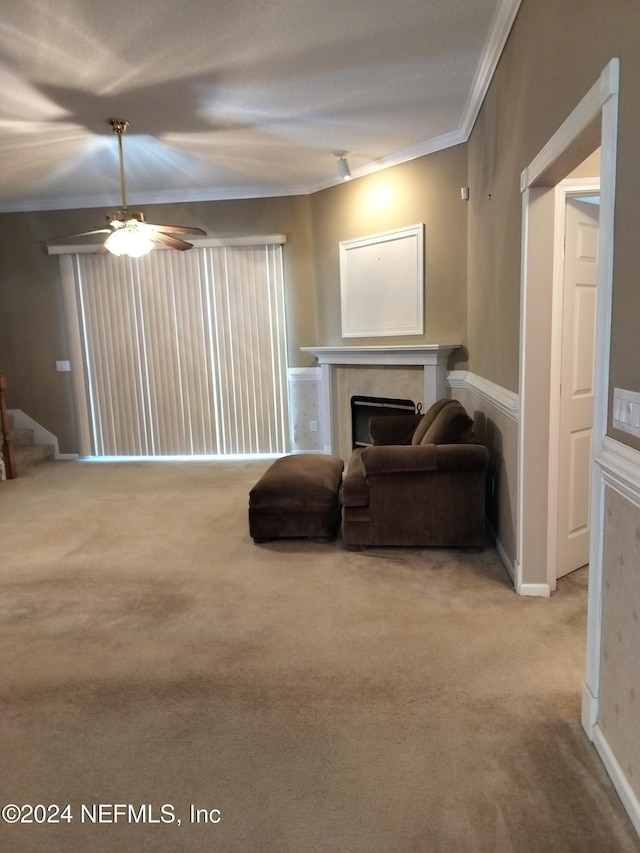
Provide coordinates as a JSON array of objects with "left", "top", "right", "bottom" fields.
[
  {"left": 362, "top": 442, "right": 488, "bottom": 475},
  {"left": 361, "top": 444, "right": 437, "bottom": 474},
  {"left": 340, "top": 448, "right": 369, "bottom": 507}
]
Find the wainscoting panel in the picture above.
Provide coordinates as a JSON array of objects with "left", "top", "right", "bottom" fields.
[
  {"left": 594, "top": 438, "right": 640, "bottom": 833},
  {"left": 288, "top": 368, "right": 323, "bottom": 453},
  {"left": 448, "top": 371, "right": 519, "bottom": 579}
]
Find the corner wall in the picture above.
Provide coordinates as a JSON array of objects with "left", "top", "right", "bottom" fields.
[
  {"left": 449, "top": 374, "right": 519, "bottom": 574},
  {"left": 308, "top": 146, "right": 468, "bottom": 358}
]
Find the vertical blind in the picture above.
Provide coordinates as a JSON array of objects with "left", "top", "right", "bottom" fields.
[{"left": 70, "top": 242, "right": 289, "bottom": 457}]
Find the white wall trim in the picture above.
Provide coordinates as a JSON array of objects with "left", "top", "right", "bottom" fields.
[
  {"left": 447, "top": 370, "right": 519, "bottom": 420},
  {"left": 592, "top": 725, "right": 640, "bottom": 838},
  {"left": 288, "top": 367, "right": 321, "bottom": 381},
  {"left": 598, "top": 436, "right": 640, "bottom": 509},
  {"left": 520, "top": 60, "right": 619, "bottom": 191},
  {"left": 516, "top": 581, "right": 551, "bottom": 598},
  {"left": 582, "top": 681, "right": 598, "bottom": 737},
  {"left": 459, "top": 0, "right": 523, "bottom": 139},
  {"left": 487, "top": 518, "right": 516, "bottom": 585}
]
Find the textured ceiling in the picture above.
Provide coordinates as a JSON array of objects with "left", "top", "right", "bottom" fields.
[{"left": 0, "top": 0, "right": 521, "bottom": 212}]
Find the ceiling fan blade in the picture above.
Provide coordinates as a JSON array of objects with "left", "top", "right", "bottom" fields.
[
  {"left": 45, "top": 227, "right": 112, "bottom": 243},
  {"left": 152, "top": 224, "right": 206, "bottom": 236},
  {"left": 151, "top": 232, "right": 194, "bottom": 251}
]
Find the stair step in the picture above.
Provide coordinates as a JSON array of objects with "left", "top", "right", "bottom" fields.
[
  {"left": 14, "top": 443, "right": 55, "bottom": 474},
  {"left": 10, "top": 427, "right": 35, "bottom": 449}
]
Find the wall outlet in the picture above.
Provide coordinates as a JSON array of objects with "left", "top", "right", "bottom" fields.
[{"left": 309, "top": 420, "right": 318, "bottom": 432}]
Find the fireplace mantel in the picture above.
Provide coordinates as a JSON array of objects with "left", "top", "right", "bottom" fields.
[{"left": 301, "top": 344, "right": 460, "bottom": 456}]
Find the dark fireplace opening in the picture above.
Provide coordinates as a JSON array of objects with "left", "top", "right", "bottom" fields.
[{"left": 351, "top": 395, "right": 416, "bottom": 448}]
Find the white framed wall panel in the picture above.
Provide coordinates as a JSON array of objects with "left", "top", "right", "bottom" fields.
[{"left": 339, "top": 225, "right": 424, "bottom": 337}]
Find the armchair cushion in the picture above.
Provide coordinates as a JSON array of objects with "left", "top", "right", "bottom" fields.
[
  {"left": 410, "top": 398, "right": 454, "bottom": 444},
  {"left": 368, "top": 399, "right": 474, "bottom": 448},
  {"left": 369, "top": 414, "right": 423, "bottom": 446},
  {"left": 419, "top": 400, "right": 474, "bottom": 445}
]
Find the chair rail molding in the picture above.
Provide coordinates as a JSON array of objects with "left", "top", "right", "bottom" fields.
[
  {"left": 447, "top": 370, "right": 519, "bottom": 420},
  {"left": 598, "top": 435, "right": 640, "bottom": 508}
]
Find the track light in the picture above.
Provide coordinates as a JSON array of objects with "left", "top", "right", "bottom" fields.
[{"left": 334, "top": 151, "right": 351, "bottom": 180}]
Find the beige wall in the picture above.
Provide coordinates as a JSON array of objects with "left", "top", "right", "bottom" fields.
[
  {"left": 308, "top": 145, "right": 468, "bottom": 362},
  {"left": 0, "top": 196, "right": 315, "bottom": 453},
  {"left": 467, "top": 0, "right": 640, "bottom": 811},
  {"left": 468, "top": 0, "right": 640, "bottom": 421}
]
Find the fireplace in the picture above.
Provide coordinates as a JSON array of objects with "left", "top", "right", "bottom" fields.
[
  {"left": 351, "top": 395, "right": 416, "bottom": 448},
  {"left": 300, "top": 345, "right": 460, "bottom": 459}
]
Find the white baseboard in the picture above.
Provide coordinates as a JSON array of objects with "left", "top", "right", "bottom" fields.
[
  {"left": 516, "top": 580, "right": 551, "bottom": 597},
  {"left": 593, "top": 724, "right": 640, "bottom": 838},
  {"left": 582, "top": 681, "right": 598, "bottom": 738},
  {"left": 486, "top": 517, "right": 515, "bottom": 586}
]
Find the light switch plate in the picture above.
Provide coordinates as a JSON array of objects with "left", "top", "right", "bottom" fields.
[{"left": 613, "top": 387, "right": 640, "bottom": 438}]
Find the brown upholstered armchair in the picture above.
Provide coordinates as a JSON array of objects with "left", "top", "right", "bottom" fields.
[{"left": 340, "top": 400, "right": 489, "bottom": 549}]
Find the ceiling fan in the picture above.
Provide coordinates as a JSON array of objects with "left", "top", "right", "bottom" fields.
[{"left": 49, "top": 118, "right": 206, "bottom": 257}]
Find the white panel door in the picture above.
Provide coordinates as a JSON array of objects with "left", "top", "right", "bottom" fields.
[{"left": 557, "top": 198, "right": 599, "bottom": 578}]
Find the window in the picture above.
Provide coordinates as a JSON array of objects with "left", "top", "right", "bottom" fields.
[{"left": 61, "top": 239, "right": 289, "bottom": 457}]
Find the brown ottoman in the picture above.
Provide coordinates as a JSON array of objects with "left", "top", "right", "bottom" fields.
[{"left": 249, "top": 454, "right": 344, "bottom": 542}]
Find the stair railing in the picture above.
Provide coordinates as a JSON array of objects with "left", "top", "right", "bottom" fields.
[{"left": 0, "top": 370, "right": 16, "bottom": 479}]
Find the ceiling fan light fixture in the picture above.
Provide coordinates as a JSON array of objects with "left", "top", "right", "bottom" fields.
[
  {"left": 104, "top": 221, "right": 154, "bottom": 258},
  {"left": 45, "top": 118, "right": 206, "bottom": 254}
]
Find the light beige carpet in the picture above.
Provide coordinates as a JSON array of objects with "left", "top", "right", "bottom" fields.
[{"left": 0, "top": 460, "right": 638, "bottom": 853}]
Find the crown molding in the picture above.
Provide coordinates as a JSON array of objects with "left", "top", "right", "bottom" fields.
[
  {"left": 459, "top": 0, "right": 523, "bottom": 139},
  {"left": 0, "top": 183, "right": 312, "bottom": 214}
]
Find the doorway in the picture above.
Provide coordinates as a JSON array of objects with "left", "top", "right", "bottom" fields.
[
  {"left": 517, "top": 58, "right": 618, "bottom": 738},
  {"left": 549, "top": 184, "right": 601, "bottom": 583}
]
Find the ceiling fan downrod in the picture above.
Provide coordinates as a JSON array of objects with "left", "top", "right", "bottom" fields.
[{"left": 108, "top": 118, "right": 130, "bottom": 214}]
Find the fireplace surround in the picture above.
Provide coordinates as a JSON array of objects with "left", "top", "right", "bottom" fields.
[{"left": 300, "top": 345, "right": 459, "bottom": 459}]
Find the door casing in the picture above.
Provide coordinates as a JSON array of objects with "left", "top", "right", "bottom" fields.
[{"left": 517, "top": 59, "right": 619, "bottom": 740}]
